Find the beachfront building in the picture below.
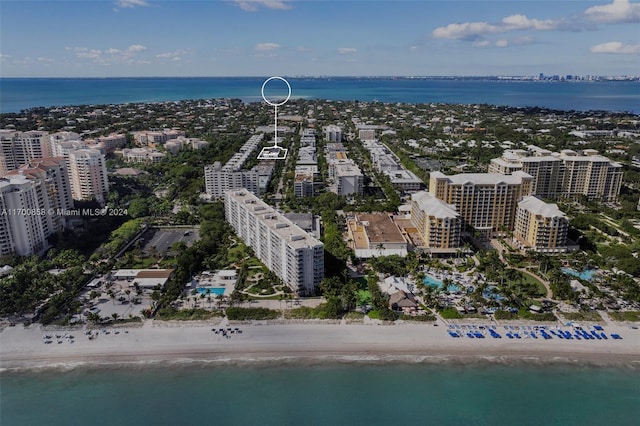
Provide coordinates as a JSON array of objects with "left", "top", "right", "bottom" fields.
[
  {"left": 225, "top": 189, "right": 324, "bottom": 295},
  {"left": 429, "top": 171, "right": 533, "bottom": 237},
  {"left": 410, "top": 191, "right": 461, "bottom": 253},
  {"left": 489, "top": 146, "right": 623, "bottom": 202},
  {"left": 514, "top": 196, "right": 569, "bottom": 253},
  {"left": 0, "top": 175, "right": 51, "bottom": 256},
  {"left": 112, "top": 269, "right": 174, "bottom": 288},
  {"left": 0, "top": 130, "right": 52, "bottom": 176},
  {"left": 346, "top": 212, "right": 408, "bottom": 258},
  {"left": 204, "top": 134, "right": 274, "bottom": 198},
  {"left": 68, "top": 149, "right": 109, "bottom": 206}
]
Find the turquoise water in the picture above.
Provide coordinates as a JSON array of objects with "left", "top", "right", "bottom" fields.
[
  {"left": 561, "top": 268, "right": 596, "bottom": 281},
  {"left": 196, "top": 287, "right": 225, "bottom": 296},
  {"left": 2, "top": 364, "right": 639, "bottom": 425},
  {"left": 2, "top": 78, "right": 638, "bottom": 113},
  {"left": 424, "top": 275, "right": 460, "bottom": 293}
]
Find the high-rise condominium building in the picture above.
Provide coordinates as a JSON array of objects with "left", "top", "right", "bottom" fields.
[
  {"left": 225, "top": 189, "right": 324, "bottom": 295},
  {"left": 68, "top": 149, "right": 109, "bottom": 206},
  {"left": 204, "top": 135, "right": 273, "bottom": 198},
  {"left": 0, "top": 130, "right": 51, "bottom": 176},
  {"left": 429, "top": 171, "right": 533, "bottom": 237},
  {"left": 514, "top": 196, "right": 569, "bottom": 253},
  {"left": 410, "top": 191, "right": 461, "bottom": 252},
  {"left": 559, "top": 150, "right": 623, "bottom": 202},
  {"left": 5, "top": 157, "right": 74, "bottom": 237},
  {"left": 489, "top": 146, "right": 623, "bottom": 202},
  {"left": 0, "top": 175, "right": 50, "bottom": 256}
]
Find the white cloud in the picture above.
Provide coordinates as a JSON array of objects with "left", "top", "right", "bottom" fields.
[
  {"left": 591, "top": 41, "right": 640, "bottom": 54},
  {"left": 473, "top": 40, "right": 490, "bottom": 48},
  {"left": 585, "top": 0, "right": 640, "bottom": 24},
  {"left": 338, "top": 47, "right": 358, "bottom": 54},
  {"left": 433, "top": 14, "right": 571, "bottom": 41},
  {"left": 156, "top": 49, "right": 192, "bottom": 61},
  {"left": 0, "top": 54, "right": 10, "bottom": 60},
  {"left": 433, "top": 21, "right": 500, "bottom": 40},
  {"left": 232, "top": 0, "right": 291, "bottom": 12},
  {"left": 114, "top": 0, "right": 150, "bottom": 9},
  {"left": 255, "top": 42, "right": 281, "bottom": 51},
  {"left": 127, "top": 44, "right": 147, "bottom": 52},
  {"left": 495, "top": 39, "right": 509, "bottom": 48},
  {"left": 68, "top": 44, "right": 148, "bottom": 65}
]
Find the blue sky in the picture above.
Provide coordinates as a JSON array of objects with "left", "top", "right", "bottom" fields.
[{"left": 1, "top": 0, "right": 638, "bottom": 77}]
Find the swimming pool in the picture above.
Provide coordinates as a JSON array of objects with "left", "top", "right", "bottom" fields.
[
  {"left": 423, "top": 275, "right": 460, "bottom": 293},
  {"left": 196, "top": 287, "right": 225, "bottom": 296},
  {"left": 561, "top": 268, "right": 596, "bottom": 281}
]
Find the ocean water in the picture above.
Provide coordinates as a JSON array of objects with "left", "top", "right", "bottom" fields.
[
  {"left": 1, "top": 77, "right": 639, "bottom": 114},
  {"left": 2, "top": 363, "right": 639, "bottom": 425}
]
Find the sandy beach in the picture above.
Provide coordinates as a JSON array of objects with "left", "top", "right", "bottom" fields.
[{"left": 1, "top": 319, "right": 639, "bottom": 371}]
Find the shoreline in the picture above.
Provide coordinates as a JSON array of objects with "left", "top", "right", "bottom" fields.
[{"left": 2, "top": 320, "right": 639, "bottom": 372}]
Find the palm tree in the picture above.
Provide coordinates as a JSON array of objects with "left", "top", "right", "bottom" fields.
[{"left": 111, "top": 313, "right": 119, "bottom": 322}]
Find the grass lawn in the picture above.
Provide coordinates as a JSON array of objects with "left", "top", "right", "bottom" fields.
[
  {"left": 227, "top": 242, "right": 249, "bottom": 263},
  {"left": 522, "top": 273, "right": 547, "bottom": 297},
  {"left": 609, "top": 311, "right": 640, "bottom": 322},
  {"left": 561, "top": 311, "right": 603, "bottom": 322}
]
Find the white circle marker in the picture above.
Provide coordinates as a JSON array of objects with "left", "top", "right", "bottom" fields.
[{"left": 261, "top": 76, "right": 291, "bottom": 107}]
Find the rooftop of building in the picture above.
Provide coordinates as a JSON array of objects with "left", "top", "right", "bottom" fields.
[
  {"left": 411, "top": 191, "right": 458, "bottom": 219},
  {"left": 228, "top": 189, "right": 323, "bottom": 250},
  {"left": 430, "top": 170, "right": 532, "bottom": 185},
  {"left": 350, "top": 212, "right": 406, "bottom": 245},
  {"left": 518, "top": 196, "right": 566, "bottom": 218}
]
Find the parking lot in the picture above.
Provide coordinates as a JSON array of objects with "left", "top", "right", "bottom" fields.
[{"left": 140, "top": 228, "right": 199, "bottom": 255}]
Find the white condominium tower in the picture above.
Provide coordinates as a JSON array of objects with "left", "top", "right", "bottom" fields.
[
  {"left": 0, "top": 175, "right": 50, "bottom": 256},
  {"left": 0, "top": 130, "right": 52, "bottom": 176},
  {"left": 68, "top": 149, "right": 109, "bottom": 206},
  {"left": 5, "top": 157, "right": 74, "bottom": 237},
  {"left": 430, "top": 171, "right": 533, "bottom": 237},
  {"left": 225, "top": 189, "right": 324, "bottom": 295}
]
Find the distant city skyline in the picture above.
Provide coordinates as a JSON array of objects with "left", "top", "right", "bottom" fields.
[{"left": 1, "top": 0, "right": 638, "bottom": 78}]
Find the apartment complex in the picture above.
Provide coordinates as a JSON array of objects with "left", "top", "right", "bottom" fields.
[
  {"left": 326, "top": 143, "right": 364, "bottom": 196},
  {"left": 430, "top": 171, "right": 533, "bottom": 237},
  {"left": 164, "top": 137, "right": 208, "bottom": 154},
  {"left": 225, "top": 189, "right": 324, "bottom": 295},
  {"left": 121, "top": 148, "right": 166, "bottom": 164},
  {"left": 293, "top": 129, "right": 322, "bottom": 198},
  {"left": 514, "top": 196, "right": 569, "bottom": 253},
  {"left": 68, "top": 149, "right": 109, "bottom": 206},
  {"left": 410, "top": 191, "right": 461, "bottom": 253},
  {"left": 134, "top": 129, "right": 185, "bottom": 146},
  {"left": 0, "top": 130, "right": 52, "bottom": 176},
  {"left": 362, "top": 140, "right": 422, "bottom": 192},
  {"left": 323, "top": 125, "right": 343, "bottom": 143},
  {"left": 204, "top": 134, "right": 274, "bottom": 198},
  {"left": 489, "top": 146, "right": 623, "bottom": 202},
  {"left": 0, "top": 175, "right": 50, "bottom": 256}
]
